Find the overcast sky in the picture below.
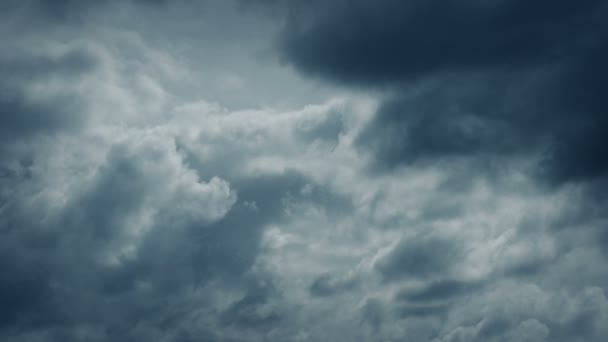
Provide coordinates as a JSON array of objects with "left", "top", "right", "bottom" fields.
[{"left": 1, "top": 1, "right": 608, "bottom": 341}]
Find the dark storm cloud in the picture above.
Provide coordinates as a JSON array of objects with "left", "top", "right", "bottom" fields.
[
  {"left": 265, "top": 0, "right": 608, "bottom": 185},
  {"left": 0, "top": 247, "right": 54, "bottom": 332},
  {"left": 355, "top": 74, "right": 536, "bottom": 169},
  {"left": 540, "top": 42, "right": 608, "bottom": 183},
  {"left": 274, "top": 0, "right": 605, "bottom": 85},
  {"left": 358, "top": 52, "right": 608, "bottom": 184},
  {"left": 4, "top": 0, "right": 608, "bottom": 340}
]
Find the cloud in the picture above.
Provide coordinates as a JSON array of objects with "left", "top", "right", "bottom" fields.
[
  {"left": 2, "top": 0, "right": 168, "bottom": 26},
  {"left": 2, "top": 1, "right": 608, "bottom": 341},
  {"left": 0, "top": 12, "right": 366, "bottom": 338},
  {"left": 0, "top": 45, "right": 97, "bottom": 146},
  {"left": 434, "top": 286, "right": 608, "bottom": 342},
  {"left": 220, "top": 282, "right": 282, "bottom": 329},
  {"left": 396, "top": 279, "right": 485, "bottom": 303},
  {"left": 375, "top": 234, "right": 463, "bottom": 282},
  {"left": 262, "top": 0, "right": 608, "bottom": 185},
  {"left": 309, "top": 271, "right": 359, "bottom": 297},
  {"left": 273, "top": 0, "right": 604, "bottom": 84}
]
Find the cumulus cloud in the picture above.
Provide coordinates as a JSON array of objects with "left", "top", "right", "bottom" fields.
[{"left": 2, "top": 1, "right": 608, "bottom": 341}]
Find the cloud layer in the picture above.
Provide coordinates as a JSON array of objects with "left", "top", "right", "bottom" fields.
[
  {"left": 270, "top": 0, "right": 608, "bottom": 185},
  {"left": 1, "top": 1, "right": 608, "bottom": 341}
]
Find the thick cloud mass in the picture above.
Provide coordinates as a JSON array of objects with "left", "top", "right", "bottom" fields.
[
  {"left": 271, "top": 0, "right": 608, "bottom": 185},
  {"left": 2, "top": 1, "right": 608, "bottom": 341},
  {"left": 277, "top": 0, "right": 604, "bottom": 83}
]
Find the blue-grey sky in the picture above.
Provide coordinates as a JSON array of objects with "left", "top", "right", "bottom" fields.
[{"left": 2, "top": 1, "right": 608, "bottom": 341}]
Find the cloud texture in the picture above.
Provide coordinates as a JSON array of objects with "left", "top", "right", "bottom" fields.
[{"left": 1, "top": 1, "right": 608, "bottom": 341}]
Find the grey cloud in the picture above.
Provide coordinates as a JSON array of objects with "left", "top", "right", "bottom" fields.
[
  {"left": 437, "top": 284, "right": 608, "bottom": 342},
  {"left": 0, "top": 247, "right": 54, "bottom": 332},
  {"left": 295, "top": 109, "right": 344, "bottom": 145},
  {"left": 220, "top": 283, "right": 282, "bottom": 329},
  {"left": 261, "top": 0, "right": 608, "bottom": 186},
  {"left": 309, "top": 271, "right": 359, "bottom": 297},
  {"left": 0, "top": 130, "right": 348, "bottom": 340},
  {"left": 0, "top": 94, "right": 82, "bottom": 143},
  {"left": 361, "top": 298, "right": 387, "bottom": 332},
  {"left": 397, "top": 279, "right": 485, "bottom": 303},
  {"left": 0, "top": 129, "right": 239, "bottom": 340},
  {"left": 0, "top": 22, "right": 359, "bottom": 336},
  {"left": 353, "top": 56, "right": 608, "bottom": 185},
  {"left": 3, "top": 0, "right": 168, "bottom": 25},
  {"left": 272, "top": 0, "right": 604, "bottom": 85},
  {"left": 0, "top": 48, "right": 96, "bottom": 144},
  {"left": 188, "top": 170, "right": 336, "bottom": 281},
  {"left": 0, "top": 48, "right": 97, "bottom": 80},
  {"left": 476, "top": 316, "right": 513, "bottom": 340},
  {"left": 438, "top": 316, "right": 516, "bottom": 342},
  {"left": 395, "top": 304, "right": 448, "bottom": 319},
  {"left": 502, "top": 257, "right": 552, "bottom": 279},
  {"left": 0, "top": 44, "right": 102, "bottom": 337},
  {"left": 375, "top": 234, "right": 463, "bottom": 282},
  {"left": 539, "top": 43, "right": 608, "bottom": 184},
  {"left": 3, "top": 0, "right": 608, "bottom": 340},
  {"left": 355, "top": 75, "right": 533, "bottom": 169}
]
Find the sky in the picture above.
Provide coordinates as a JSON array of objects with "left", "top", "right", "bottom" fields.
[{"left": 1, "top": 1, "right": 608, "bottom": 341}]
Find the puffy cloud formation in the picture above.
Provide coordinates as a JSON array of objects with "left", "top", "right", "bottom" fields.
[{"left": 1, "top": 1, "right": 608, "bottom": 341}]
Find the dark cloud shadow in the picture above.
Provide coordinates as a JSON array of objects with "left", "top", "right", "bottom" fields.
[{"left": 374, "top": 234, "right": 463, "bottom": 282}]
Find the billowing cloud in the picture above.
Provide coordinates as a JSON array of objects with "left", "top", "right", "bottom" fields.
[{"left": 2, "top": 1, "right": 608, "bottom": 341}]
